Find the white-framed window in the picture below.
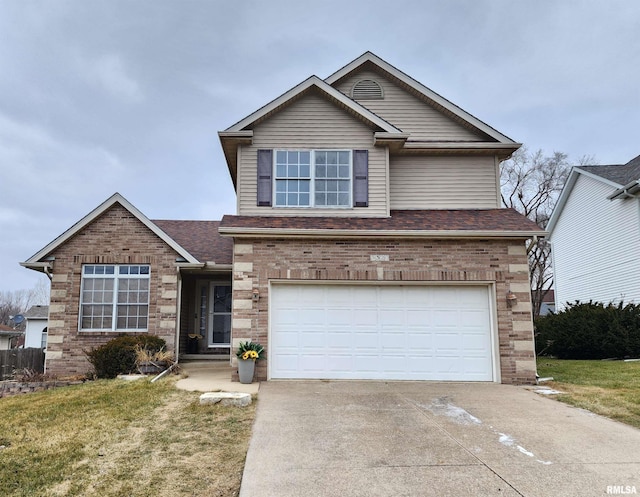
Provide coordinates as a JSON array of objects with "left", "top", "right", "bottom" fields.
[
  {"left": 79, "top": 264, "right": 150, "bottom": 331},
  {"left": 274, "top": 150, "right": 351, "bottom": 207}
]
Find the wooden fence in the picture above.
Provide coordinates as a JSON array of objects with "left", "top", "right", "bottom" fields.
[{"left": 0, "top": 348, "right": 45, "bottom": 381}]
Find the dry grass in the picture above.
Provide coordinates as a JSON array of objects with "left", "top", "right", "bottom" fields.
[
  {"left": 537, "top": 358, "right": 640, "bottom": 429},
  {"left": 0, "top": 378, "right": 256, "bottom": 497}
]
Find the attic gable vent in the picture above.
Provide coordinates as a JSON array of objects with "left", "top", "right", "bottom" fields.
[{"left": 351, "top": 79, "right": 384, "bottom": 100}]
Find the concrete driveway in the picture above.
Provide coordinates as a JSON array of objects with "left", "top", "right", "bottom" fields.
[{"left": 240, "top": 381, "right": 640, "bottom": 497}]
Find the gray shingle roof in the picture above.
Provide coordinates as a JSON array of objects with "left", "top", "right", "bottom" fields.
[
  {"left": 579, "top": 154, "right": 640, "bottom": 186},
  {"left": 24, "top": 305, "right": 49, "bottom": 319}
]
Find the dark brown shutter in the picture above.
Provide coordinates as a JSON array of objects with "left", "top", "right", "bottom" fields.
[
  {"left": 257, "top": 149, "right": 273, "bottom": 207},
  {"left": 353, "top": 150, "right": 368, "bottom": 207}
]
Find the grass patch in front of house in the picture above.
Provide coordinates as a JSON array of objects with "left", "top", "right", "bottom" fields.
[
  {"left": 537, "top": 358, "right": 640, "bottom": 429},
  {"left": 0, "top": 378, "right": 256, "bottom": 497}
]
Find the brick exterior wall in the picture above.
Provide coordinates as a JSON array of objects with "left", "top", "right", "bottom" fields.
[
  {"left": 45, "top": 204, "right": 180, "bottom": 377},
  {"left": 230, "top": 237, "right": 536, "bottom": 385}
]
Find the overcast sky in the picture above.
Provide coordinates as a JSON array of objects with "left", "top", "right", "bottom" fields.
[{"left": 1, "top": 0, "right": 639, "bottom": 293}]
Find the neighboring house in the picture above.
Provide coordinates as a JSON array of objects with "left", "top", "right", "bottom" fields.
[
  {"left": 22, "top": 52, "right": 544, "bottom": 384},
  {"left": 0, "top": 324, "right": 22, "bottom": 350},
  {"left": 24, "top": 305, "right": 49, "bottom": 349},
  {"left": 538, "top": 290, "right": 556, "bottom": 316},
  {"left": 548, "top": 154, "right": 640, "bottom": 310}
]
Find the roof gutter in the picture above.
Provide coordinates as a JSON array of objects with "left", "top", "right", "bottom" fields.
[
  {"left": 219, "top": 227, "right": 547, "bottom": 239},
  {"left": 608, "top": 179, "right": 640, "bottom": 200},
  {"left": 175, "top": 262, "right": 233, "bottom": 273},
  {"left": 20, "top": 261, "right": 53, "bottom": 280}
]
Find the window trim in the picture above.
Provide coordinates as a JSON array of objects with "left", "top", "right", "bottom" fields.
[
  {"left": 273, "top": 149, "right": 353, "bottom": 208},
  {"left": 78, "top": 264, "right": 151, "bottom": 332}
]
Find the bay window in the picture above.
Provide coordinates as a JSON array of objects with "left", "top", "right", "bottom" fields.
[{"left": 79, "top": 264, "right": 150, "bottom": 331}]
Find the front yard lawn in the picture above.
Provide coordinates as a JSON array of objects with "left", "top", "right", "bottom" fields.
[
  {"left": 0, "top": 377, "right": 255, "bottom": 497},
  {"left": 537, "top": 358, "right": 640, "bottom": 429}
]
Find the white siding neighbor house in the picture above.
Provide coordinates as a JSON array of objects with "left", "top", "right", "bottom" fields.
[
  {"left": 24, "top": 305, "right": 49, "bottom": 349},
  {"left": 548, "top": 154, "right": 640, "bottom": 309}
]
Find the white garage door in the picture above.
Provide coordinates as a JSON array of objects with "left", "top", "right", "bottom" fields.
[{"left": 270, "top": 284, "right": 494, "bottom": 381}]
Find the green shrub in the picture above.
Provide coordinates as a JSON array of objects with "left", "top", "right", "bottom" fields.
[
  {"left": 535, "top": 301, "right": 640, "bottom": 359},
  {"left": 86, "top": 335, "right": 166, "bottom": 378}
]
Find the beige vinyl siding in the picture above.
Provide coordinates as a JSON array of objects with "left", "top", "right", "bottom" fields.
[
  {"left": 238, "top": 92, "right": 388, "bottom": 217},
  {"left": 334, "top": 69, "right": 485, "bottom": 142},
  {"left": 390, "top": 156, "right": 499, "bottom": 209}
]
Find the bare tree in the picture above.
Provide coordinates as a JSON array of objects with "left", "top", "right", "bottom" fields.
[
  {"left": 0, "top": 277, "right": 50, "bottom": 328},
  {"left": 0, "top": 289, "right": 32, "bottom": 328},
  {"left": 30, "top": 276, "right": 51, "bottom": 306},
  {"left": 501, "top": 147, "right": 593, "bottom": 318}
]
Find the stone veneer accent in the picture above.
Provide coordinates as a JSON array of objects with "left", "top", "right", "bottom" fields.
[
  {"left": 45, "top": 204, "right": 180, "bottom": 376},
  {"left": 231, "top": 237, "right": 536, "bottom": 385}
]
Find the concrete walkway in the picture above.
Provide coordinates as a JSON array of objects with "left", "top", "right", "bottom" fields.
[
  {"left": 240, "top": 381, "right": 640, "bottom": 497},
  {"left": 175, "top": 361, "right": 260, "bottom": 395}
]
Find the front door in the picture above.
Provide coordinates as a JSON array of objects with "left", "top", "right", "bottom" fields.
[{"left": 208, "top": 283, "right": 232, "bottom": 348}]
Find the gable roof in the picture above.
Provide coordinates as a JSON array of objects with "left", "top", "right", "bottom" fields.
[
  {"left": 24, "top": 305, "right": 49, "bottom": 320},
  {"left": 219, "top": 208, "right": 545, "bottom": 238},
  {"left": 577, "top": 154, "right": 640, "bottom": 186},
  {"left": 219, "top": 52, "right": 521, "bottom": 187},
  {"left": 325, "top": 52, "right": 519, "bottom": 145},
  {"left": 21, "top": 193, "right": 200, "bottom": 269},
  {"left": 548, "top": 154, "right": 640, "bottom": 234},
  {"left": 224, "top": 75, "right": 401, "bottom": 134},
  {"left": 153, "top": 220, "right": 233, "bottom": 265},
  {"left": 219, "top": 74, "right": 406, "bottom": 186}
]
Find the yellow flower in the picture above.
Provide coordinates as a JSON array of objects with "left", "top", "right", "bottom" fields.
[
  {"left": 242, "top": 351, "right": 250, "bottom": 360},
  {"left": 249, "top": 350, "right": 259, "bottom": 359}
]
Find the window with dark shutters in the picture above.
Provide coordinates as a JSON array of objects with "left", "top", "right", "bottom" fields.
[
  {"left": 353, "top": 150, "right": 369, "bottom": 207},
  {"left": 257, "top": 148, "right": 369, "bottom": 208},
  {"left": 257, "top": 149, "right": 273, "bottom": 206}
]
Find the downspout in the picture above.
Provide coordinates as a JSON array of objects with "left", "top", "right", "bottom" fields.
[
  {"left": 43, "top": 264, "right": 53, "bottom": 281},
  {"left": 174, "top": 267, "right": 183, "bottom": 365},
  {"left": 526, "top": 235, "right": 538, "bottom": 255}
]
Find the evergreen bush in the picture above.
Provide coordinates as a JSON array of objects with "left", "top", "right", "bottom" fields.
[
  {"left": 86, "top": 335, "right": 166, "bottom": 378},
  {"left": 535, "top": 301, "right": 640, "bottom": 359}
]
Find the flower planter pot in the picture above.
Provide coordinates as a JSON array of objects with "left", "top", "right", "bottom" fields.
[
  {"left": 187, "top": 337, "right": 199, "bottom": 354},
  {"left": 237, "top": 358, "right": 255, "bottom": 384},
  {"left": 138, "top": 361, "right": 168, "bottom": 375}
]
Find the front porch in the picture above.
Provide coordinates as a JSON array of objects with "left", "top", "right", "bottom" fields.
[
  {"left": 178, "top": 270, "right": 233, "bottom": 361},
  {"left": 176, "top": 361, "right": 259, "bottom": 394}
]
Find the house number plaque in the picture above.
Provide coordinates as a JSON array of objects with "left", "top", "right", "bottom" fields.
[{"left": 370, "top": 254, "right": 389, "bottom": 262}]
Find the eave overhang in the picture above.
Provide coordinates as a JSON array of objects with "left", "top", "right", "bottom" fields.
[
  {"left": 21, "top": 193, "right": 200, "bottom": 269},
  {"left": 219, "top": 75, "right": 403, "bottom": 187},
  {"left": 608, "top": 180, "right": 640, "bottom": 200},
  {"left": 19, "top": 261, "right": 53, "bottom": 273},
  {"left": 325, "top": 52, "right": 519, "bottom": 146},
  {"left": 396, "top": 141, "right": 521, "bottom": 159},
  {"left": 218, "top": 131, "right": 253, "bottom": 188},
  {"left": 218, "top": 227, "right": 546, "bottom": 239},
  {"left": 176, "top": 262, "right": 233, "bottom": 275}
]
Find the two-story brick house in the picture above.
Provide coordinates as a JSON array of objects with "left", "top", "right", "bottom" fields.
[{"left": 22, "top": 52, "right": 544, "bottom": 383}]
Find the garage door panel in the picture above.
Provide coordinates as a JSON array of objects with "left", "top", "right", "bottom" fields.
[
  {"left": 352, "top": 308, "right": 377, "bottom": 325},
  {"left": 379, "top": 332, "right": 404, "bottom": 349},
  {"left": 270, "top": 284, "right": 494, "bottom": 381},
  {"left": 379, "top": 308, "right": 405, "bottom": 324},
  {"left": 463, "top": 334, "right": 490, "bottom": 350},
  {"left": 406, "top": 335, "right": 433, "bottom": 351}
]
